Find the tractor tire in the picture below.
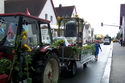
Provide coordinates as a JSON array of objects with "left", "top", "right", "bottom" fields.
[
  {"left": 32, "top": 54, "right": 60, "bottom": 83},
  {"left": 69, "top": 61, "right": 77, "bottom": 77},
  {"left": 83, "top": 63, "right": 88, "bottom": 69}
]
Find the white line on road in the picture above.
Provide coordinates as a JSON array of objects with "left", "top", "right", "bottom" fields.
[{"left": 101, "top": 43, "right": 113, "bottom": 83}]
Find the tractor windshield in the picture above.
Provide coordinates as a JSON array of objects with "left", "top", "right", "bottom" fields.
[{"left": 0, "top": 16, "right": 19, "bottom": 47}]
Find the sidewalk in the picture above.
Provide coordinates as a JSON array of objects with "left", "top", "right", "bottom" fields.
[{"left": 109, "top": 43, "right": 125, "bottom": 83}]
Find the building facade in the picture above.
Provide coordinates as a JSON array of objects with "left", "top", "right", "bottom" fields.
[
  {"left": 0, "top": 0, "right": 4, "bottom": 13},
  {"left": 83, "top": 24, "right": 94, "bottom": 44},
  {"left": 120, "top": 4, "right": 125, "bottom": 45}
]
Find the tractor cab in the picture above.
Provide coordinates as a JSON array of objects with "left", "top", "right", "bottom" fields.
[{"left": 0, "top": 13, "right": 52, "bottom": 53}]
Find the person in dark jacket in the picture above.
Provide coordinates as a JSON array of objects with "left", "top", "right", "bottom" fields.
[
  {"left": 120, "top": 38, "right": 123, "bottom": 46},
  {"left": 95, "top": 41, "right": 102, "bottom": 61}
]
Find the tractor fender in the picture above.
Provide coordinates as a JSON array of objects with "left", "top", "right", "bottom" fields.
[
  {"left": 39, "top": 46, "right": 59, "bottom": 56},
  {"left": 40, "top": 46, "right": 51, "bottom": 52}
]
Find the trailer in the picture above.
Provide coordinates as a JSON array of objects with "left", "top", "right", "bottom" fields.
[
  {"left": 53, "top": 17, "right": 95, "bottom": 76},
  {"left": 52, "top": 36, "right": 95, "bottom": 76}
]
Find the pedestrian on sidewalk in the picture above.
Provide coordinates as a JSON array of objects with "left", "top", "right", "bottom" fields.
[
  {"left": 95, "top": 40, "right": 102, "bottom": 61},
  {"left": 120, "top": 38, "right": 123, "bottom": 46}
]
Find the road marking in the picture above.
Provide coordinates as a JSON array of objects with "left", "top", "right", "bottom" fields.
[{"left": 101, "top": 43, "right": 113, "bottom": 83}]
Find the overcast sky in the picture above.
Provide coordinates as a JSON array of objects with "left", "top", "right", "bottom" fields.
[{"left": 53, "top": 0, "right": 125, "bottom": 37}]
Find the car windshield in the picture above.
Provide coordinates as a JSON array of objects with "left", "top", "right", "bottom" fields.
[
  {"left": 104, "top": 39, "right": 109, "bottom": 41},
  {"left": 0, "top": 16, "right": 19, "bottom": 47}
]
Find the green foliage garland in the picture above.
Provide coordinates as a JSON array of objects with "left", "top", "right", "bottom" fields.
[{"left": 0, "top": 58, "right": 12, "bottom": 74}]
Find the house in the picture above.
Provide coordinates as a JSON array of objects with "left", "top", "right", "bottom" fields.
[
  {"left": 0, "top": 0, "right": 4, "bottom": 13},
  {"left": 55, "top": 4, "right": 78, "bottom": 36},
  {"left": 55, "top": 4, "right": 77, "bottom": 18},
  {"left": 5, "top": 0, "right": 58, "bottom": 43},
  {"left": 120, "top": 4, "right": 125, "bottom": 45},
  {"left": 83, "top": 24, "right": 94, "bottom": 44}
]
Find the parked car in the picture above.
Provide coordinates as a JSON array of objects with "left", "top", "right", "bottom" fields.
[{"left": 103, "top": 38, "right": 111, "bottom": 45}]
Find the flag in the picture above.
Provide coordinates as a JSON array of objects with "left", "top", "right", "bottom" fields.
[
  {"left": 26, "top": 8, "right": 31, "bottom": 15},
  {"left": 7, "top": 23, "right": 14, "bottom": 39}
]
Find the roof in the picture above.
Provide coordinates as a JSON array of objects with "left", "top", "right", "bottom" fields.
[
  {"left": 0, "top": 13, "right": 50, "bottom": 23},
  {"left": 55, "top": 5, "right": 77, "bottom": 18},
  {"left": 5, "top": 0, "right": 47, "bottom": 16}
]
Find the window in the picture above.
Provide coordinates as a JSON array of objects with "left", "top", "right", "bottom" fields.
[
  {"left": 50, "top": 16, "right": 53, "bottom": 22},
  {"left": 22, "top": 17, "right": 40, "bottom": 47},
  {"left": 22, "top": 24, "right": 38, "bottom": 47},
  {"left": 41, "top": 25, "right": 51, "bottom": 44},
  {"left": 43, "top": 36, "right": 45, "bottom": 40},
  {"left": 45, "top": 14, "right": 48, "bottom": 20},
  {"left": 0, "top": 16, "right": 19, "bottom": 47},
  {"left": 47, "top": 37, "right": 49, "bottom": 40}
]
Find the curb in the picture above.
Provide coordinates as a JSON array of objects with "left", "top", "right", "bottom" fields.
[{"left": 101, "top": 43, "right": 113, "bottom": 83}]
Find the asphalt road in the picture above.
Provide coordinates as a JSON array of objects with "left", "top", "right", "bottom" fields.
[{"left": 60, "top": 43, "right": 113, "bottom": 83}]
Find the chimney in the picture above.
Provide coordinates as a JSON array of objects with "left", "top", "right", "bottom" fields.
[{"left": 59, "top": 4, "right": 62, "bottom": 8}]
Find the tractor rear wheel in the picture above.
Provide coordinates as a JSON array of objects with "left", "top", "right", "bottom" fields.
[
  {"left": 43, "top": 56, "right": 59, "bottom": 83},
  {"left": 32, "top": 54, "right": 60, "bottom": 83}
]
